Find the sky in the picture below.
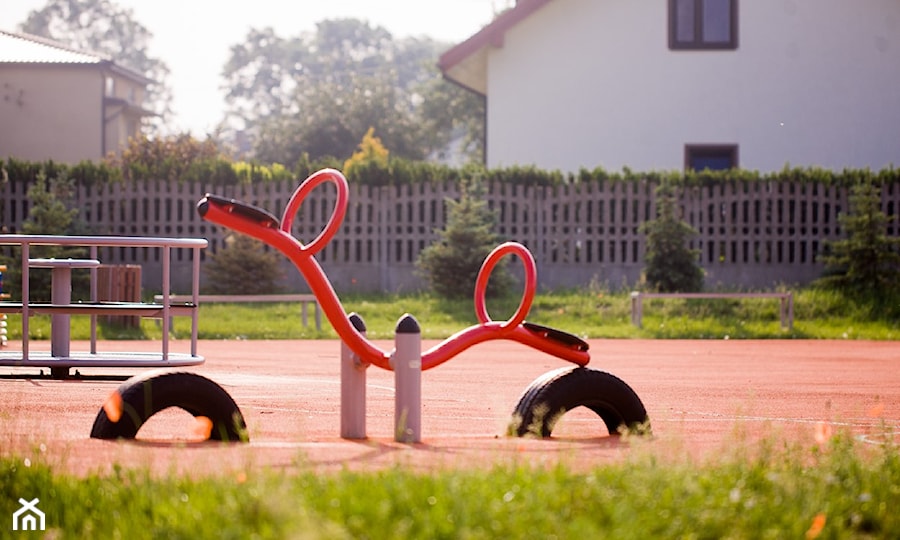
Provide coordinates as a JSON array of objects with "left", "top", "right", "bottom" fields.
[{"left": 3, "top": 0, "right": 504, "bottom": 135}]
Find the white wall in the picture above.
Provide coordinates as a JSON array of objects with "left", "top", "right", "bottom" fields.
[
  {"left": 486, "top": 0, "right": 900, "bottom": 173},
  {"left": 0, "top": 65, "right": 104, "bottom": 163}
]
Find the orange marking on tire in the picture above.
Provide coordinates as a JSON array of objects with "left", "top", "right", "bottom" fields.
[
  {"left": 194, "top": 416, "right": 214, "bottom": 439},
  {"left": 103, "top": 391, "right": 123, "bottom": 423}
]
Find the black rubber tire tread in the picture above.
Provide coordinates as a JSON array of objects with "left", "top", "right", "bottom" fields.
[
  {"left": 511, "top": 367, "right": 649, "bottom": 438},
  {"left": 90, "top": 370, "right": 247, "bottom": 442}
]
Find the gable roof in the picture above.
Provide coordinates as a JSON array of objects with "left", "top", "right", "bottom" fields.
[
  {"left": 438, "top": 0, "right": 554, "bottom": 94},
  {"left": 0, "top": 29, "right": 152, "bottom": 84}
]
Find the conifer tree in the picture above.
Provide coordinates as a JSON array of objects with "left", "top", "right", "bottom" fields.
[
  {"left": 417, "top": 178, "right": 512, "bottom": 299},
  {"left": 204, "top": 235, "right": 284, "bottom": 294},
  {"left": 1, "top": 173, "right": 87, "bottom": 300},
  {"left": 641, "top": 183, "right": 704, "bottom": 292},
  {"left": 818, "top": 178, "right": 900, "bottom": 294}
]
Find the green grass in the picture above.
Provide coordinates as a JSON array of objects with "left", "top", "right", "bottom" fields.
[
  {"left": 4, "top": 287, "right": 898, "bottom": 341},
  {"left": 2, "top": 429, "right": 898, "bottom": 538},
  {"left": 2, "top": 287, "right": 897, "bottom": 537}
]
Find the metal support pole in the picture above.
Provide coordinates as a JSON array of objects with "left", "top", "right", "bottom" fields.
[
  {"left": 341, "top": 313, "right": 369, "bottom": 439},
  {"left": 49, "top": 266, "right": 71, "bottom": 358},
  {"left": 631, "top": 291, "right": 643, "bottom": 328},
  {"left": 392, "top": 313, "right": 421, "bottom": 443}
]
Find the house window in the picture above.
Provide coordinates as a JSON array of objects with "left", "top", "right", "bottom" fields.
[
  {"left": 685, "top": 144, "right": 738, "bottom": 171},
  {"left": 669, "top": 0, "right": 738, "bottom": 50},
  {"left": 105, "top": 77, "right": 115, "bottom": 96}
]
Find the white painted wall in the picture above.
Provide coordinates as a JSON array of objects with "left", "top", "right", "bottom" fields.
[
  {"left": 0, "top": 65, "right": 103, "bottom": 163},
  {"left": 486, "top": 0, "right": 900, "bottom": 173}
]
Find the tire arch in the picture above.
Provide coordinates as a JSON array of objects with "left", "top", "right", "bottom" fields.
[
  {"left": 510, "top": 367, "right": 650, "bottom": 438},
  {"left": 90, "top": 370, "right": 248, "bottom": 442}
]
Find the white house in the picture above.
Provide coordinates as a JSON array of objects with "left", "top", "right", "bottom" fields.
[
  {"left": 0, "top": 29, "right": 155, "bottom": 164},
  {"left": 439, "top": 0, "right": 900, "bottom": 173}
]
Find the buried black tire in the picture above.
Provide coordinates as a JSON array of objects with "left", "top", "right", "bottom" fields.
[
  {"left": 510, "top": 367, "right": 650, "bottom": 438},
  {"left": 90, "top": 370, "right": 248, "bottom": 442}
]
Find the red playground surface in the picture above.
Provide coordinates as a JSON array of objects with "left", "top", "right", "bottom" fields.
[{"left": 1, "top": 338, "right": 897, "bottom": 475}]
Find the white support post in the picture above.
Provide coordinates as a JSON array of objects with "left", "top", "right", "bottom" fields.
[
  {"left": 49, "top": 265, "right": 71, "bottom": 358},
  {"left": 631, "top": 291, "right": 643, "bottom": 328},
  {"left": 0, "top": 264, "right": 8, "bottom": 347},
  {"left": 392, "top": 313, "right": 421, "bottom": 443},
  {"left": 340, "top": 313, "right": 369, "bottom": 439}
]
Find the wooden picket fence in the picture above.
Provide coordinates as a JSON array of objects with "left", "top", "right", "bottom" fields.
[{"left": 1, "top": 177, "right": 898, "bottom": 292}]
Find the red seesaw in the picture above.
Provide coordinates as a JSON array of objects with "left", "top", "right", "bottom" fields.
[{"left": 91, "top": 169, "right": 648, "bottom": 443}]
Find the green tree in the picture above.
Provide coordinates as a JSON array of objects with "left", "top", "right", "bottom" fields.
[
  {"left": 818, "top": 179, "right": 900, "bottom": 294},
  {"left": 641, "top": 183, "right": 704, "bottom": 292},
  {"left": 252, "top": 68, "right": 421, "bottom": 165},
  {"left": 415, "top": 69, "right": 486, "bottom": 164},
  {"left": 221, "top": 27, "right": 298, "bottom": 125},
  {"left": 0, "top": 173, "right": 88, "bottom": 300},
  {"left": 19, "top": 0, "right": 173, "bottom": 131},
  {"left": 417, "top": 178, "right": 512, "bottom": 299},
  {"left": 341, "top": 127, "right": 391, "bottom": 185},
  {"left": 105, "top": 133, "right": 234, "bottom": 184},
  {"left": 221, "top": 19, "right": 483, "bottom": 164},
  {"left": 203, "top": 235, "right": 284, "bottom": 295}
]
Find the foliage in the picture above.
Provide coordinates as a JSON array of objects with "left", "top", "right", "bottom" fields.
[
  {"left": 231, "top": 161, "right": 293, "bottom": 184},
  {"left": 387, "top": 160, "right": 462, "bottom": 186},
  {"left": 641, "top": 182, "right": 704, "bottom": 292},
  {"left": 484, "top": 164, "right": 567, "bottom": 187},
  {"left": 106, "top": 134, "right": 236, "bottom": 184},
  {"left": 21, "top": 174, "right": 81, "bottom": 236},
  {"left": 251, "top": 68, "right": 421, "bottom": 166},
  {"left": 343, "top": 128, "right": 389, "bottom": 174},
  {"left": 0, "top": 173, "right": 90, "bottom": 300},
  {"left": 817, "top": 178, "right": 900, "bottom": 295},
  {"left": 417, "top": 178, "right": 513, "bottom": 299},
  {"left": 341, "top": 127, "right": 392, "bottom": 185},
  {"left": 19, "top": 0, "right": 173, "bottom": 132},
  {"left": 1, "top": 157, "right": 120, "bottom": 188},
  {"left": 415, "top": 65, "right": 487, "bottom": 164},
  {"left": 221, "top": 19, "right": 483, "bottom": 164},
  {"left": 6, "top": 156, "right": 900, "bottom": 190},
  {"left": 291, "top": 154, "right": 345, "bottom": 183},
  {"left": 202, "top": 235, "right": 285, "bottom": 295}
]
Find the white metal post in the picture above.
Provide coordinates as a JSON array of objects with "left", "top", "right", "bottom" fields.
[
  {"left": 341, "top": 313, "right": 369, "bottom": 439},
  {"left": 392, "top": 313, "right": 421, "bottom": 443},
  {"left": 49, "top": 265, "right": 71, "bottom": 358},
  {"left": 631, "top": 291, "right": 643, "bottom": 328}
]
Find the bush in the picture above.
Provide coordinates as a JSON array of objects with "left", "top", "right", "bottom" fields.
[
  {"left": 0, "top": 173, "right": 90, "bottom": 300},
  {"left": 203, "top": 235, "right": 285, "bottom": 294},
  {"left": 817, "top": 178, "right": 900, "bottom": 294},
  {"left": 641, "top": 182, "right": 704, "bottom": 292},
  {"left": 417, "top": 178, "right": 513, "bottom": 299},
  {"left": 106, "top": 133, "right": 237, "bottom": 185},
  {"left": 232, "top": 161, "right": 293, "bottom": 184}
]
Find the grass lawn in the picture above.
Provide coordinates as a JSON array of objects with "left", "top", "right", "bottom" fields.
[
  {"left": 4, "top": 287, "right": 898, "bottom": 341},
  {"left": 2, "top": 429, "right": 897, "bottom": 538}
]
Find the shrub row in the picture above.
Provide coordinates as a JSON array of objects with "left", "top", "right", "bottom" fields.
[{"left": 3, "top": 156, "right": 899, "bottom": 188}]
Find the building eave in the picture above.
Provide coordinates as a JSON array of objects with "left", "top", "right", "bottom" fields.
[
  {"left": 104, "top": 96, "right": 158, "bottom": 118},
  {"left": 437, "top": 0, "right": 554, "bottom": 95},
  {"left": 0, "top": 28, "right": 154, "bottom": 86}
]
